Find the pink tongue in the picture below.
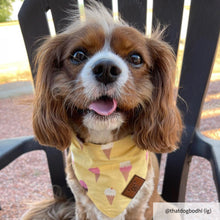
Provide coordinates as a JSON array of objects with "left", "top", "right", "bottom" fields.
[{"left": 89, "top": 99, "right": 117, "bottom": 116}]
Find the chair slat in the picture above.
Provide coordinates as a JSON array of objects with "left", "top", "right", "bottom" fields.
[
  {"left": 84, "top": 0, "right": 112, "bottom": 10},
  {"left": 162, "top": 0, "right": 220, "bottom": 202},
  {"left": 153, "top": 0, "right": 184, "bottom": 54},
  {"left": 178, "top": 0, "right": 220, "bottom": 129},
  {"left": 18, "top": 0, "right": 51, "bottom": 80},
  {"left": 49, "top": 0, "right": 78, "bottom": 33},
  {"left": 96, "top": 0, "right": 112, "bottom": 10},
  {"left": 118, "top": 0, "right": 147, "bottom": 33}
]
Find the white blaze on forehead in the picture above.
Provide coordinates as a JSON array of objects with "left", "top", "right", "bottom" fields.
[{"left": 79, "top": 48, "right": 129, "bottom": 98}]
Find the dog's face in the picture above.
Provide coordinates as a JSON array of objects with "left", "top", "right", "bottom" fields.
[
  {"left": 62, "top": 25, "right": 153, "bottom": 132},
  {"left": 33, "top": 4, "right": 182, "bottom": 153}
]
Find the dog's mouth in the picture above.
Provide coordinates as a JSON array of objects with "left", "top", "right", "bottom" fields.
[
  {"left": 88, "top": 96, "right": 118, "bottom": 116},
  {"left": 81, "top": 96, "right": 124, "bottom": 131}
]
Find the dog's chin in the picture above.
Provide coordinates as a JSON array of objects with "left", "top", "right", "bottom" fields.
[{"left": 83, "top": 111, "right": 124, "bottom": 131}]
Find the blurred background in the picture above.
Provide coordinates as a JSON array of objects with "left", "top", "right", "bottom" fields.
[{"left": 0, "top": 0, "right": 219, "bottom": 219}]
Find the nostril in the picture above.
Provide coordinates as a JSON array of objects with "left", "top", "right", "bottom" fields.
[
  {"left": 110, "top": 66, "right": 121, "bottom": 76},
  {"left": 93, "top": 64, "right": 104, "bottom": 76}
]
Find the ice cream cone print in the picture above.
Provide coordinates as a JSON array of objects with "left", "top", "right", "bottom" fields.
[
  {"left": 120, "top": 161, "right": 132, "bottom": 181},
  {"left": 101, "top": 143, "right": 113, "bottom": 159},
  {"left": 89, "top": 167, "right": 100, "bottom": 182},
  {"left": 104, "top": 188, "right": 116, "bottom": 205},
  {"left": 79, "top": 180, "right": 88, "bottom": 191}
]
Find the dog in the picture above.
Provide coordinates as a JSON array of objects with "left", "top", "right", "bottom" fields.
[{"left": 22, "top": 2, "right": 182, "bottom": 220}]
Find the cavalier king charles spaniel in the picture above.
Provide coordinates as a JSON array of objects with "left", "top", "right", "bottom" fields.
[{"left": 23, "top": 1, "right": 182, "bottom": 220}]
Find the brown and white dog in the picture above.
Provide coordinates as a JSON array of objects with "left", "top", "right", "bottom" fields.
[{"left": 23, "top": 2, "right": 182, "bottom": 220}]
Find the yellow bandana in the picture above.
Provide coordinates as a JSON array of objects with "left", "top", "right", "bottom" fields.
[{"left": 70, "top": 134, "right": 149, "bottom": 218}]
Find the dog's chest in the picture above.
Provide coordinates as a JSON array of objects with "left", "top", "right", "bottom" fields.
[
  {"left": 86, "top": 129, "right": 114, "bottom": 144},
  {"left": 70, "top": 134, "right": 149, "bottom": 218}
]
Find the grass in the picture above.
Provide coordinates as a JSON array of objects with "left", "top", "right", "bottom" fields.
[{"left": 0, "top": 21, "right": 19, "bottom": 27}]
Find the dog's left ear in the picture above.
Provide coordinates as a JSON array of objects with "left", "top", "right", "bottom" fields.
[{"left": 133, "top": 34, "right": 182, "bottom": 153}]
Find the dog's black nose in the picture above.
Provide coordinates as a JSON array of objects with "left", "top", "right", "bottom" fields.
[{"left": 92, "top": 60, "right": 121, "bottom": 85}]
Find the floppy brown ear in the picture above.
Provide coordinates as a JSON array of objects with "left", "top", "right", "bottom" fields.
[
  {"left": 133, "top": 35, "right": 182, "bottom": 153},
  {"left": 33, "top": 35, "right": 72, "bottom": 151}
]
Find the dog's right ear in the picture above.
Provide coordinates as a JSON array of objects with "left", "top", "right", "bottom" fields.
[
  {"left": 133, "top": 30, "right": 183, "bottom": 153},
  {"left": 33, "top": 35, "right": 72, "bottom": 151}
]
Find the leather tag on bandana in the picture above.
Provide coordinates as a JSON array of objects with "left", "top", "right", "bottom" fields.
[{"left": 122, "top": 175, "right": 145, "bottom": 199}]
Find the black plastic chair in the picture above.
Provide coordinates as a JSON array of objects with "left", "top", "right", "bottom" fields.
[{"left": 0, "top": 0, "right": 220, "bottom": 207}]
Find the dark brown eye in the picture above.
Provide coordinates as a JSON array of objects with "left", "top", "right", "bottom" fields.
[
  {"left": 128, "top": 53, "right": 143, "bottom": 67},
  {"left": 70, "top": 50, "right": 87, "bottom": 64}
]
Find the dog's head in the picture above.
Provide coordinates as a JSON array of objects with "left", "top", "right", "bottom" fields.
[{"left": 33, "top": 2, "right": 182, "bottom": 153}]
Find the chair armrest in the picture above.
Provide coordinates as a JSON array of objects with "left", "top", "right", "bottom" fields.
[
  {"left": 189, "top": 131, "right": 220, "bottom": 201},
  {"left": 0, "top": 136, "right": 40, "bottom": 169},
  {"left": 0, "top": 136, "right": 74, "bottom": 199}
]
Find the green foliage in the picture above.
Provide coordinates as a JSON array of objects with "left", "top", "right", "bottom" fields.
[{"left": 0, "top": 0, "right": 16, "bottom": 22}]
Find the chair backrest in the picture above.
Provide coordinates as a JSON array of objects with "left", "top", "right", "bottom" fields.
[{"left": 18, "top": 0, "right": 220, "bottom": 202}]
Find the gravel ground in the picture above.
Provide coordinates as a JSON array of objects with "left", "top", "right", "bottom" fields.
[{"left": 0, "top": 77, "right": 219, "bottom": 219}]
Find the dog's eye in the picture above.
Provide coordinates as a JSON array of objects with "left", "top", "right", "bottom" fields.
[
  {"left": 128, "top": 54, "right": 143, "bottom": 67},
  {"left": 70, "top": 50, "right": 87, "bottom": 64}
]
